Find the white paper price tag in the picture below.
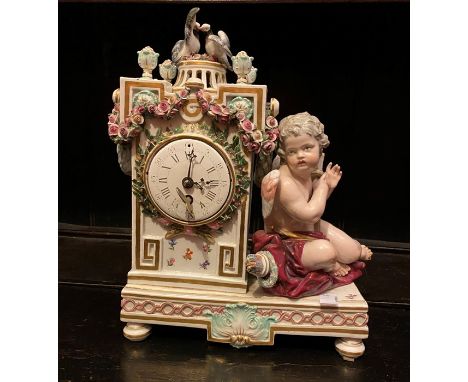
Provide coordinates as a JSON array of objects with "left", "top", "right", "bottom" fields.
[{"left": 320, "top": 294, "right": 338, "bottom": 306}]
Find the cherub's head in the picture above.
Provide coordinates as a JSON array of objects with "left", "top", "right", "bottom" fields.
[{"left": 277, "top": 112, "right": 330, "bottom": 165}]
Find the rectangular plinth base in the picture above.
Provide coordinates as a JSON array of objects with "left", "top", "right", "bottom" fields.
[{"left": 121, "top": 276, "right": 368, "bottom": 350}]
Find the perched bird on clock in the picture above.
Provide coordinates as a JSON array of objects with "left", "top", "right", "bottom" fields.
[
  {"left": 171, "top": 7, "right": 202, "bottom": 64},
  {"left": 199, "top": 23, "right": 233, "bottom": 71}
]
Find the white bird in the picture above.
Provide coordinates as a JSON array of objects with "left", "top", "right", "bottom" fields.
[
  {"left": 200, "top": 23, "right": 232, "bottom": 71},
  {"left": 171, "top": 8, "right": 201, "bottom": 64}
]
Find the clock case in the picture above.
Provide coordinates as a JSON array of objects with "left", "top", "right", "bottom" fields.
[
  {"left": 120, "top": 62, "right": 266, "bottom": 294},
  {"left": 115, "top": 50, "right": 368, "bottom": 360}
]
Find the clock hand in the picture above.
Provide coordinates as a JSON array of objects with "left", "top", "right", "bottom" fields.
[
  {"left": 182, "top": 150, "right": 196, "bottom": 189},
  {"left": 176, "top": 187, "right": 194, "bottom": 218},
  {"left": 204, "top": 179, "right": 220, "bottom": 187},
  {"left": 192, "top": 180, "right": 205, "bottom": 193},
  {"left": 177, "top": 187, "right": 189, "bottom": 203},
  {"left": 187, "top": 154, "right": 194, "bottom": 178}
]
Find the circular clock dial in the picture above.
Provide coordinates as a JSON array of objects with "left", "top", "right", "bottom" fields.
[{"left": 144, "top": 135, "right": 235, "bottom": 226}]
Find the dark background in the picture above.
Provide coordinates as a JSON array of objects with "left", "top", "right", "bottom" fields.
[{"left": 59, "top": 1, "right": 409, "bottom": 243}]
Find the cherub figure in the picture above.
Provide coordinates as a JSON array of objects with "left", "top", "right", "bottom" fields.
[{"left": 247, "top": 112, "right": 372, "bottom": 298}]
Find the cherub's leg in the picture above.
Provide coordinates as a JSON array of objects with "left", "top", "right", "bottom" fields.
[
  {"left": 301, "top": 239, "right": 350, "bottom": 277},
  {"left": 319, "top": 220, "right": 373, "bottom": 264}
]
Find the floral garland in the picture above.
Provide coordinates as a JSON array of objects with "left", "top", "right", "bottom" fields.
[
  {"left": 107, "top": 88, "right": 190, "bottom": 144},
  {"left": 195, "top": 90, "right": 279, "bottom": 157},
  {"left": 107, "top": 88, "right": 279, "bottom": 157},
  {"left": 106, "top": 87, "right": 276, "bottom": 242}
]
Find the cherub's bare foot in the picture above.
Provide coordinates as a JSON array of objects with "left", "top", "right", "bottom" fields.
[
  {"left": 360, "top": 245, "right": 373, "bottom": 261},
  {"left": 328, "top": 262, "right": 351, "bottom": 277}
]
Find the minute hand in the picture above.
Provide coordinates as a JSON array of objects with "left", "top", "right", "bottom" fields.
[{"left": 187, "top": 155, "right": 194, "bottom": 178}]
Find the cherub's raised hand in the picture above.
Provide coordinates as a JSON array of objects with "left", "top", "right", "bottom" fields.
[{"left": 325, "top": 162, "right": 342, "bottom": 189}]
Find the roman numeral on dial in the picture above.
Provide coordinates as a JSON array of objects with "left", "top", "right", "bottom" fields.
[
  {"left": 161, "top": 187, "right": 171, "bottom": 198},
  {"left": 206, "top": 191, "right": 216, "bottom": 201}
]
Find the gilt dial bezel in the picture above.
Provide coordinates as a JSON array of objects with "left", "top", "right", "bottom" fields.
[{"left": 143, "top": 133, "right": 236, "bottom": 227}]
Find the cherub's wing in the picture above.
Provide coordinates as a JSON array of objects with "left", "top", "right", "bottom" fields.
[{"left": 261, "top": 169, "right": 280, "bottom": 219}]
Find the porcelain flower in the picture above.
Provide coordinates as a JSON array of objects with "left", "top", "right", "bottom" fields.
[
  {"left": 251, "top": 129, "right": 263, "bottom": 143},
  {"left": 132, "top": 114, "right": 144, "bottom": 125},
  {"left": 247, "top": 141, "right": 261, "bottom": 153},
  {"left": 108, "top": 123, "right": 119, "bottom": 136},
  {"left": 266, "top": 128, "right": 279, "bottom": 141},
  {"left": 147, "top": 104, "right": 157, "bottom": 114},
  {"left": 241, "top": 119, "right": 254, "bottom": 133},
  {"left": 240, "top": 133, "right": 251, "bottom": 146},
  {"left": 119, "top": 126, "right": 129, "bottom": 138},
  {"left": 178, "top": 89, "right": 189, "bottom": 99},
  {"left": 266, "top": 116, "right": 278, "bottom": 129},
  {"left": 262, "top": 140, "right": 276, "bottom": 154},
  {"left": 200, "top": 101, "right": 209, "bottom": 113},
  {"left": 210, "top": 104, "right": 223, "bottom": 115},
  {"left": 157, "top": 100, "right": 170, "bottom": 113},
  {"left": 236, "top": 112, "right": 246, "bottom": 121}
]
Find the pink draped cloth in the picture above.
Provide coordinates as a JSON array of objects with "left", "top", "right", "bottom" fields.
[{"left": 253, "top": 230, "right": 365, "bottom": 298}]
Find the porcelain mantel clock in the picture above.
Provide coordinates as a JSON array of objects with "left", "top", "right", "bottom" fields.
[{"left": 107, "top": 8, "right": 369, "bottom": 361}]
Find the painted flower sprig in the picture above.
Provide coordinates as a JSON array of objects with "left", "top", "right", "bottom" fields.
[
  {"left": 107, "top": 88, "right": 190, "bottom": 144},
  {"left": 195, "top": 90, "right": 279, "bottom": 156}
]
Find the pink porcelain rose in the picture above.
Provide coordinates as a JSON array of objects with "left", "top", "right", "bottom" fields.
[
  {"left": 157, "top": 100, "right": 170, "bottom": 114},
  {"left": 236, "top": 112, "right": 246, "bottom": 121},
  {"left": 266, "top": 116, "right": 278, "bottom": 129},
  {"left": 200, "top": 101, "right": 209, "bottom": 113},
  {"left": 210, "top": 104, "right": 223, "bottom": 115},
  {"left": 147, "top": 104, "right": 157, "bottom": 114},
  {"left": 247, "top": 141, "right": 261, "bottom": 153},
  {"left": 108, "top": 123, "right": 119, "bottom": 136},
  {"left": 178, "top": 89, "right": 189, "bottom": 99},
  {"left": 119, "top": 126, "right": 129, "bottom": 138},
  {"left": 241, "top": 119, "right": 254, "bottom": 133},
  {"left": 262, "top": 140, "right": 276, "bottom": 154},
  {"left": 266, "top": 128, "right": 279, "bottom": 141},
  {"left": 240, "top": 133, "right": 251, "bottom": 146}
]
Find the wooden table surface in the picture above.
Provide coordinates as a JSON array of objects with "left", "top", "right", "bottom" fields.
[{"left": 59, "top": 284, "right": 409, "bottom": 382}]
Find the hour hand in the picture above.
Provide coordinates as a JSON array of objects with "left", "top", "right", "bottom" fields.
[
  {"left": 176, "top": 187, "right": 188, "bottom": 203},
  {"left": 176, "top": 187, "right": 194, "bottom": 218}
]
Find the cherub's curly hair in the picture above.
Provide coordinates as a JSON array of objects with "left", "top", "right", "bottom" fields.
[
  {"left": 277, "top": 112, "right": 330, "bottom": 179},
  {"left": 277, "top": 112, "right": 330, "bottom": 159}
]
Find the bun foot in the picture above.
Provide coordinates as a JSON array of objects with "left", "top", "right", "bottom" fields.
[
  {"left": 123, "top": 323, "right": 152, "bottom": 341},
  {"left": 335, "top": 338, "right": 365, "bottom": 361}
]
